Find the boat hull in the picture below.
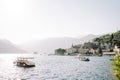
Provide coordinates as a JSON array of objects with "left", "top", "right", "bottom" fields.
[
  {"left": 16, "top": 62, "right": 35, "bottom": 67},
  {"left": 81, "top": 58, "right": 90, "bottom": 61}
]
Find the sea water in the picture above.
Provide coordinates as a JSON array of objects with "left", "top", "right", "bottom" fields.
[{"left": 0, "top": 54, "right": 115, "bottom": 80}]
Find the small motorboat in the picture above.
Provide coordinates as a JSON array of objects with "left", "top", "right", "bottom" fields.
[
  {"left": 79, "top": 56, "right": 90, "bottom": 61},
  {"left": 14, "top": 57, "right": 35, "bottom": 67},
  {"left": 76, "top": 54, "right": 90, "bottom": 61}
]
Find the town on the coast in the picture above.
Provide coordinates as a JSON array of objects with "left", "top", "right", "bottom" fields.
[{"left": 55, "top": 30, "right": 120, "bottom": 56}]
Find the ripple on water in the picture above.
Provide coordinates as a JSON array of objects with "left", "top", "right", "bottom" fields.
[{"left": 0, "top": 55, "right": 115, "bottom": 80}]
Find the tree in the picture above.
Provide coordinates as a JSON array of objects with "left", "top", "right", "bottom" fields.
[
  {"left": 113, "top": 30, "right": 120, "bottom": 46},
  {"left": 112, "top": 53, "right": 120, "bottom": 80},
  {"left": 55, "top": 48, "right": 66, "bottom": 55},
  {"left": 98, "top": 47, "right": 103, "bottom": 56},
  {"left": 109, "top": 34, "right": 114, "bottom": 52}
]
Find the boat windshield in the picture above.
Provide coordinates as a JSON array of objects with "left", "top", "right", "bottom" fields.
[{"left": 16, "top": 57, "right": 34, "bottom": 61}]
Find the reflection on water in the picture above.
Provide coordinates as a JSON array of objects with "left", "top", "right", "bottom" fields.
[{"left": 0, "top": 54, "right": 114, "bottom": 80}]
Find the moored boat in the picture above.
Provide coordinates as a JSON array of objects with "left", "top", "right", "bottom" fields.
[
  {"left": 79, "top": 56, "right": 90, "bottom": 61},
  {"left": 14, "top": 57, "right": 35, "bottom": 67},
  {"left": 76, "top": 54, "right": 90, "bottom": 61}
]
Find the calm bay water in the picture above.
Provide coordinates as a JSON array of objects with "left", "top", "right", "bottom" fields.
[{"left": 0, "top": 54, "right": 115, "bottom": 80}]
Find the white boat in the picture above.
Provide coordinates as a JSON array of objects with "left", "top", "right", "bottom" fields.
[
  {"left": 79, "top": 56, "right": 90, "bottom": 61},
  {"left": 14, "top": 57, "right": 35, "bottom": 67},
  {"left": 76, "top": 54, "right": 90, "bottom": 61}
]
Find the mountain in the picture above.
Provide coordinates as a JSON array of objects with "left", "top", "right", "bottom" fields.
[
  {"left": 79, "top": 34, "right": 99, "bottom": 43},
  {"left": 20, "top": 34, "right": 98, "bottom": 53},
  {"left": 0, "top": 39, "right": 26, "bottom": 53},
  {"left": 20, "top": 37, "right": 81, "bottom": 53}
]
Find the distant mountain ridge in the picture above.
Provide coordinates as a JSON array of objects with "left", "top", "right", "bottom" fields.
[
  {"left": 79, "top": 34, "right": 99, "bottom": 42},
  {"left": 0, "top": 39, "right": 26, "bottom": 53},
  {"left": 20, "top": 34, "right": 98, "bottom": 53}
]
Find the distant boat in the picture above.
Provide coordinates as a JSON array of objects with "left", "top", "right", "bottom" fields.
[
  {"left": 79, "top": 56, "right": 90, "bottom": 61},
  {"left": 33, "top": 52, "right": 38, "bottom": 54},
  {"left": 76, "top": 54, "right": 90, "bottom": 61},
  {"left": 98, "top": 54, "right": 102, "bottom": 57},
  {"left": 14, "top": 57, "right": 35, "bottom": 67},
  {"left": 109, "top": 58, "right": 114, "bottom": 61}
]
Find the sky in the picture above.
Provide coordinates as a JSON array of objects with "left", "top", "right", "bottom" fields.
[{"left": 0, "top": 0, "right": 120, "bottom": 44}]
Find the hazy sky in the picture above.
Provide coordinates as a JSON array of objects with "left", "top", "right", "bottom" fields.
[{"left": 0, "top": 0, "right": 120, "bottom": 44}]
